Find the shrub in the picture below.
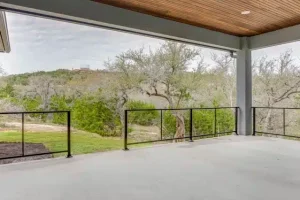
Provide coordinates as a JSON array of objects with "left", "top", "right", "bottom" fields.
[
  {"left": 72, "top": 96, "right": 120, "bottom": 136},
  {"left": 50, "top": 95, "right": 70, "bottom": 125},
  {"left": 162, "top": 107, "right": 235, "bottom": 138},
  {"left": 50, "top": 95, "right": 121, "bottom": 136},
  {"left": 162, "top": 110, "right": 177, "bottom": 138},
  {"left": 162, "top": 110, "right": 190, "bottom": 138},
  {"left": 192, "top": 108, "right": 234, "bottom": 135},
  {"left": 192, "top": 109, "right": 214, "bottom": 134},
  {"left": 20, "top": 97, "right": 47, "bottom": 121},
  {"left": 127, "top": 100, "right": 159, "bottom": 126}
]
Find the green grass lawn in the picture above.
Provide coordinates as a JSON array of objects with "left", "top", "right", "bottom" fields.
[{"left": 0, "top": 131, "right": 124, "bottom": 156}]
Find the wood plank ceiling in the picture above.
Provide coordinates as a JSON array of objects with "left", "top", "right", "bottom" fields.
[{"left": 93, "top": 0, "right": 300, "bottom": 36}]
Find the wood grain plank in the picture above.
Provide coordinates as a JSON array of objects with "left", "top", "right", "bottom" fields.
[{"left": 93, "top": 0, "right": 300, "bottom": 36}]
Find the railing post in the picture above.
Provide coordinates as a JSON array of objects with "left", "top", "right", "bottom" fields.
[
  {"left": 283, "top": 108, "right": 286, "bottom": 136},
  {"left": 214, "top": 108, "right": 217, "bottom": 137},
  {"left": 22, "top": 113, "right": 24, "bottom": 156},
  {"left": 235, "top": 107, "right": 238, "bottom": 135},
  {"left": 67, "top": 111, "right": 72, "bottom": 158},
  {"left": 124, "top": 110, "right": 129, "bottom": 151},
  {"left": 189, "top": 109, "right": 193, "bottom": 142},
  {"left": 252, "top": 107, "right": 256, "bottom": 136},
  {"left": 160, "top": 110, "right": 163, "bottom": 140}
]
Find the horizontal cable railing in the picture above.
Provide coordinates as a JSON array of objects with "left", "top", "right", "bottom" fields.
[
  {"left": 124, "top": 107, "right": 239, "bottom": 150},
  {"left": 0, "top": 111, "right": 71, "bottom": 160},
  {"left": 252, "top": 107, "right": 300, "bottom": 138},
  {"left": 253, "top": 107, "right": 300, "bottom": 110}
]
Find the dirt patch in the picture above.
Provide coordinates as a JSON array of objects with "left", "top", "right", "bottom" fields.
[
  {"left": 1, "top": 122, "right": 67, "bottom": 132},
  {"left": 0, "top": 142, "right": 52, "bottom": 165},
  {"left": 129, "top": 124, "right": 160, "bottom": 141}
]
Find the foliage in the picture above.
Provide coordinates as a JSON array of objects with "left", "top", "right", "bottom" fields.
[
  {"left": 253, "top": 50, "right": 300, "bottom": 107},
  {"left": 113, "top": 42, "right": 203, "bottom": 108},
  {"left": 108, "top": 42, "right": 205, "bottom": 139},
  {"left": 104, "top": 52, "right": 145, "bottom": 136},
  {"left": 162, "top": 106, "right": 235, "bottom": 138},
  {"left": 253, "top": 50, "right": 300, "bottom": 132},
  {"left": 193, "top": 108, "right": 234, "bottom": 134},
  {"left": 192, "top": 109, "right": 214, "bottom": 134},
  {"left": 0, "top": 41, "right": 242, "bottom": 139},
  {"left": 50, "top": 95, "right": 71, "bottom": 125},
  {"left": 0, "top": 83, "right": 15, "bottom": 98},
  {"left": 6, "top": 69, "right": 75, "bottom": 86},
  {"left": 22, "top": 97, "right": 42, "bottom": 111},
  {"left": 72, "top": 96, "right": 121, "bottom": 136},
  {"left": 0, "top": 98, "right": 23, "bottom": 112},
  {"left": 162, "top": 110, "right": 177, "bottom": 138},
  {"left": 127, "top": 100, "right": 159, "bottom": 126}
]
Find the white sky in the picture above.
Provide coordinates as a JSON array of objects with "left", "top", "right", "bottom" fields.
[{"left": 0, "top": 12, "right": 299, "bottom": 75}]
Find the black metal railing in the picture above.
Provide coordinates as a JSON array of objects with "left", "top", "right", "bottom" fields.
[
  {"left": 124, "top": 107, "right": 239, "bottom": 150},
  {"left": 253, "top": 107, "right": 300, "bottom": 138},
  {"left": 0, "top": 111, "right": 71, "bottom": 160}
]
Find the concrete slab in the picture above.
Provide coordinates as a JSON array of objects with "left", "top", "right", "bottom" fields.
[{"left": 0, "top": 135, "right": 300, "bottom": 200}]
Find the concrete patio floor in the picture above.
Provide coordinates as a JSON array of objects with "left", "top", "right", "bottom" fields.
[{"left": 0, "top": 135, "right": 300, "bottom": 200}]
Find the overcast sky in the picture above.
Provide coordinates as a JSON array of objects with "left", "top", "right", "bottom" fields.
[{"left": 0, "top": 12, "right": 299, "bottom": 75}]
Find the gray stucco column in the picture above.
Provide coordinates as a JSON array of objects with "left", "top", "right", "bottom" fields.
[{"left": 236, "top": 37, "right": 252, "bottom": 135}]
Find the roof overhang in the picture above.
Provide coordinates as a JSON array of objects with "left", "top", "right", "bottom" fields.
[
  {"left": 0, "top": 11, "right": 10, "bottom": 53},
  {"left": 0, "top": 0, "right": 299, "bottom": 52},
  {"left": 250, "top": 23, "right": 300, "bottom": 50},
  {"left": 0, "top": 0, "right": 240, "bottom": 52}
]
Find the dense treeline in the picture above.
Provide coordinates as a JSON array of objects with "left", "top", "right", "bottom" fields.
[{"left": 0, "top": 71, "right": 235, "bottom": 137}]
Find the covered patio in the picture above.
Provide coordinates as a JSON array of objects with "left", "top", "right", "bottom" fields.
[
  {"left": 1, "top": 0, "right": 299, "bottom": 136},
  {"left": 1, "top": 136, "right": 300, "bottom": 200},
  {"left": 0, "top": 0, "right": 300, "bottom": 199}
]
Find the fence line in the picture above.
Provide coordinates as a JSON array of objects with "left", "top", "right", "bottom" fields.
[
  {"left": 252, "top": 107, "right": 300, "bottom": 139},
  {"left": 0, "top": 111, "right": 72, "bottom": 160},
  {"left": 124, "top": 107, "right": 239, "bottom": 150}
]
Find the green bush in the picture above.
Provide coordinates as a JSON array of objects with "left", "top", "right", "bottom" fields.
[
  {"left": 21, "top": 97, "right": 42, "bottom": 112},
  {"left": 0, "top": 83, "right": 15, "bottom": 98},
  {"left": 162, "top": 110, "right": 177, "bottom": 138},
  {"left": 50, "top": 95, "right": 70, "bottom": 125},
  {"left": 162, "top": 108, "right": 235, "bottom": 138},
  {"left": 162, "top": 110, "right": 190, "bottom": 138},
  {"left": 127, "top": 100, "right": 159, "bottom": 126},
  {"left": 72, "top": 96, "right": 120, "bottom": 136},
  {"left": 192, "top": 109, "right": 214, "bottom": 134},
  {"left": 192, "top": 108, "right": 234, "bottom": 135},
  {"left": 20, "top": 97, "right": 46, "bottom": 121},
  {"left": 215, "top": 109, "right": 235, "bottom": 133},
  {"left": 49, "top": 95, "right": 121, "bottom": 136}
]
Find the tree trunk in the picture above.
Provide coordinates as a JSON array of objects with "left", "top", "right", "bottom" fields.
[
  {"left": 116, "top": 93, "right": 127, "bottom": 138},
  {"left": 229, "top": 88, "right": 234, "bottom": 107},
  {"left": 264, "top": 109, "right": 273, "bottom": 131},
  {"left": 174, "top": 114, "right": 185, "bottom": 142},
  {"left": 119, "top": 110, "right": 125, "bottom": 138}
]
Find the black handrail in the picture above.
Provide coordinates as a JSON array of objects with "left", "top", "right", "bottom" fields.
[
  {"left": 0, "top": 110, "right": 70, "bottom": 114},
  {"left": 253, "top": 107, "right": 300, "bottom": 110},
  {"left": 0, "top": 111, "right": 72, "bottom": 160},
  {"left": 252, "top": 107, "right": 300, "bottom": 138},
  {"left": 127, "top": 107, "right": 239, "bottom": 111},
  {"left": 124, "top": 107, "right": 239, "bottom": 150}
]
